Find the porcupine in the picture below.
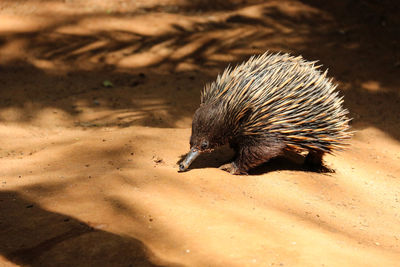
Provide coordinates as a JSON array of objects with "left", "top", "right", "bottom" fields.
[{"left": 179, "top": 52, "right": 352, "bottom": 175}]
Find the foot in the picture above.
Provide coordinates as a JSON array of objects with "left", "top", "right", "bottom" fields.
[
  {"left": 304, "top": 150, "right": 323, "bottom": 166},
  {"left": 219, "top": 162, "right": 248, "bottom": 175}
]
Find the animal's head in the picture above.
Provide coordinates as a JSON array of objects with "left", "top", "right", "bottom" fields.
[
  {"left": 179, "top": 102, "right": 230, "bottom": 171},
  {"left": 190, "top": 103, "right": 229, "bottom": 151}
]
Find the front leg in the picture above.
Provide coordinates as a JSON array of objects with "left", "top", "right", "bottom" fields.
[
  {"left": 220, "top": 140, "right": 285, "bottom": 175},
  {"left": 219, "top": 161, "right": 247, "bottom": 175}
]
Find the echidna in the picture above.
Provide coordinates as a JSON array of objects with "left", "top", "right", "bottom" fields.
[{"left": 179, "top": 52, "right": 352, "bottom": 175}]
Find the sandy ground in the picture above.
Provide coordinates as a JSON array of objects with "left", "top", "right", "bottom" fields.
[{"left": 0, "top": 0, "right": 400, "bottom": 266}]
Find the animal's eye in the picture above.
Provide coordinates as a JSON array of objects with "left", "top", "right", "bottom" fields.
[{"left": 201, "top": 141, "right": 209, "bottom": 150}]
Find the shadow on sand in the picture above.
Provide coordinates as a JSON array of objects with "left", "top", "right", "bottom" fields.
[{"left": 0, "top": 190, "right": 173, "bottom": 267}]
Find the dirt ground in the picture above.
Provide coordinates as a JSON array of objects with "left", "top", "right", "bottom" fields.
[{"left": 0, "top": 0, "right": 399, "bottom": 266}]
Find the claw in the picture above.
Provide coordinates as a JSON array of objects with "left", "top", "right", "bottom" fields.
[{"left": 219, "top": 162, "right": 248, "bottom": 175}]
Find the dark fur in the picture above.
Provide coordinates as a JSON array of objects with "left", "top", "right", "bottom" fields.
[
  {"left": 191, "top": 102, "right": 326, "bottom": 174},
  {"left": 191, "top": 101, "right": 284, "bottom": 174}
]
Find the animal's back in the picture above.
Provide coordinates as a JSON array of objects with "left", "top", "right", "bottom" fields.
[{"left": 201, "top": 52, "right": 351, "bottom": 153}]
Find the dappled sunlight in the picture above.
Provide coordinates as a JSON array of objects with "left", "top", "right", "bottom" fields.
[
  {"left": 1, "top": 0, "right": 400, "bottom": 266},
  {"left": 344, "top": 81, "right": 400, "bottom": 140},
  {"left": 1, "top": 124, "right": 399, "bottom": 265},
  {"left": 361, "top": 80, "right": 382, "bottom": 92},
  {"left": 1, "top": 0, "right": 399, "bottom": 137},
  {"left": 0, "top": 0, "right": 331, "bottom": 71},
  {"left": 0, "top": 66, "right": 203, "bottom": 128},
  {"left": 0, "top": 0, "right": 398, "bottom": 140}
]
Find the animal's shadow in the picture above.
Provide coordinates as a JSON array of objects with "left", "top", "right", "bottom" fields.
[{"left": 177, "top": 145, "right": 333, "bottom": 175}]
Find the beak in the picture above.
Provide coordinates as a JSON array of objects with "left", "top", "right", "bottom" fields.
[{"left": 179, "top": 147, "right": 200, "bottom": 172}]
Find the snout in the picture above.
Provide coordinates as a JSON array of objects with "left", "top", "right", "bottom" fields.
[{"left": 179, "top": 147, "right": 200, "bottom": 172}]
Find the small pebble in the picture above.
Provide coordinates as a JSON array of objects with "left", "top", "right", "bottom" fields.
[{"left": 153, "top": 157, "right": 163, "bottom": 164}]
